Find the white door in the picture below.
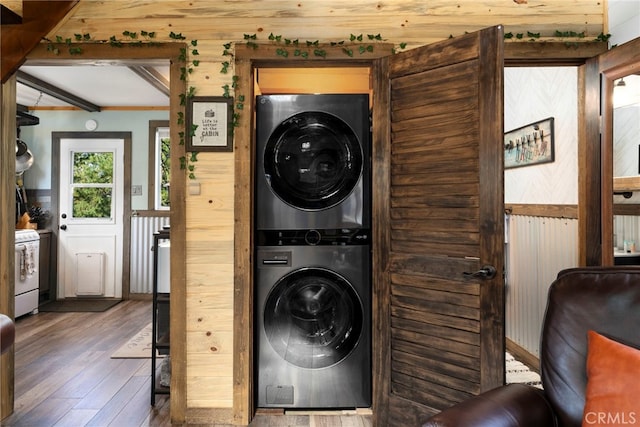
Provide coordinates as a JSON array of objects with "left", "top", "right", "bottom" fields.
[{"left": 58, "top": 138, "right": 124, "bottom": 299}]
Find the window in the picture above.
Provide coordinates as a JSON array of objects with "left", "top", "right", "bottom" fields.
[
  {"left": 71, "top": 151, "right": 114, "bottom": 219},
  {"left": 149, "top": 120, "right": 170, "bottom": 210}
]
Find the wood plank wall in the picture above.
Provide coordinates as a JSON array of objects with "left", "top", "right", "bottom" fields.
[{"left": 1, "top": 0, "right": 606, "bottom": 424}]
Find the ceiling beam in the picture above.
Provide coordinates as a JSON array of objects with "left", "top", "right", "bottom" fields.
[
  {"left": 128, "top": 66, "right": 170, "bottom": 97},
  {"left": 17, "top": 70, "right": 101, "bottom": 112}
]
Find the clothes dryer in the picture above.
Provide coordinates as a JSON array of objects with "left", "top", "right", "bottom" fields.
[
  {"left": 255, "top": 229, "right": 371, "bottom": 409},
  {"left": 255, "top": 94, "right": 370, "bottom": 230}
]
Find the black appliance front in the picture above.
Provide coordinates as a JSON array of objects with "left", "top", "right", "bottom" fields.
[
  {"left": 255, "top": 94, "right": 370, "bottom": 230},
  {"left": 255, "top": 233, "right": 371, "bottom": 409}
]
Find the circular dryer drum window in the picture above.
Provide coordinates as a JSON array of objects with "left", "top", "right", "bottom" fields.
[
  {"left": 264, "top": 111, "right": 363, "bottom": 211},
  {"left": 263, "top": 267, "right": 363, "bottom": 369}
]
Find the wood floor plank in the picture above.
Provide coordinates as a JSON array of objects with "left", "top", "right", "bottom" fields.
[
  {"left": 105, "top": 377, "right": 158, "bottom": 427},
  {"left": 10, "top": 397, "right": 80, "bottom": 427},
  {"left": 55, "top": 352, "right": 123, "bottom": 399},
  {"left": 85, "top": 375, "right": 147, "bottom": 427},
  {"left": 52, "top": 408, "right": 99, "bottom": 427},
  {"left": 73, "top": 360, "right": 147, "bottom": 410}
]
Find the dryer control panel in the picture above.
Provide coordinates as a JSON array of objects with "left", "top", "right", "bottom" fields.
[{"left": 256, "top": 228, "right": 369, "bottom": 246}]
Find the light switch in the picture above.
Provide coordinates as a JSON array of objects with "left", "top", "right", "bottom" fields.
[{"left": 131, "top": 185, "right": 143, "bottom": 196}]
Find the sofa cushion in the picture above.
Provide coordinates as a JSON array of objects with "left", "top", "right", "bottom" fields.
[{"left": 582, "top": 330, "right": 640, "bottom": 427}]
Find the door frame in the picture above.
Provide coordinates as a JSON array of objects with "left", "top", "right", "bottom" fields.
[
  {"left": 5, "top": 43, "right": 188, "bottom": 424},
  {"left": 233, "top": 41, "right": 608, "bottom": 425},
  {"left": 51, "top": 131, "right": 130, "bottom": 299},
  {"left": 233, "top": 46, "right": 393, "bottom": 425},
  {"left": 589, "top": 37, "right": 640, "bottom": 266}
]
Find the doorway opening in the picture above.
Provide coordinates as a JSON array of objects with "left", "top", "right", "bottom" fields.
[
  {"left": 6, "top": 42, "right": 188, "bottom": 424},
  {"left": 253, "top": 67, "right": 373, "bottom": 411}
]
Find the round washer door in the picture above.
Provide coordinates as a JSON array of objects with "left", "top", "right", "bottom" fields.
[
  {"left": 264, "top": 111, "right": 363, "bottom": 211},
  {"left": 263, "top": 267, "right": 363, "bottom": 369}
]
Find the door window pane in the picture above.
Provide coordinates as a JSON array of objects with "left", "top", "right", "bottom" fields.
[
  {"left": 72, "top": 188, "right": 113, "bottom": 218},
  {"left": 73, "top": 152, "right": 113, "bottom": 184}
]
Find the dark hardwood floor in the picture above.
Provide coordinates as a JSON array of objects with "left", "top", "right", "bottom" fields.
[{"left": 2, "top": 300, "right": 371, "bottom": 427}]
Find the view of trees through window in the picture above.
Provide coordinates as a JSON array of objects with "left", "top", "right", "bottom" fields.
[
  {"left": 160, "top": 136, "right": 170, "bottom": 207},
  {"left": 72, "top": 151, "right": 114, "bottom": 218}
]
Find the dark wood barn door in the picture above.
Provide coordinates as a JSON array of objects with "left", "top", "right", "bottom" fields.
[{"left": 378, "top": 25, "right": 505, "bottom": 425}]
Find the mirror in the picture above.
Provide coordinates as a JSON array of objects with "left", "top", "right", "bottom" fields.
[{"left": 612, "top": 73, "right": 640, "bottom": 256}]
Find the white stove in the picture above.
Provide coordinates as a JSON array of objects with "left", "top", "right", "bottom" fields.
[{"left": 15, "top": 230, "right": 39, "bottom": 317}]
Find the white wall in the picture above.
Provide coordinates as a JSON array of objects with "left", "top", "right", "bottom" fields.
[
  {"left": 608, "top": 0, "right": 640, "bottom": 46},
  {"left": 504, "top": 67, "right": 579, "bottom": 205},
  {"left": 19, "top": 109, "right": 169, "bottom": 210}
]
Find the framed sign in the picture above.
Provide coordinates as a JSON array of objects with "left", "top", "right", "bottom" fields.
[
  {"left": 186, "top": 96, "right": 234, "bottom": 152},
  {"left": 504, "top": 117, "right": 554, "bottom": 169}
]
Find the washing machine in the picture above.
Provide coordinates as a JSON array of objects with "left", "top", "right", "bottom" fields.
[
  {"left": 255, "top": 94, "right": 370, "bottom": 230},
  {"left": 255, "top": 229, "right": 371, "bottom": 409}
]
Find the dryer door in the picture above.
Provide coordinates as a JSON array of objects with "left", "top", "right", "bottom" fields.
[
  {"left": 264, "top": 111, "right": 363, "bottom": 210},
  {"left": 263, "top": 267, "right": 363, "bottom": 369}
]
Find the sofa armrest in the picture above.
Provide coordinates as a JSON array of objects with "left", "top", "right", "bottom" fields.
[
  {"left": 1, "top": 314, "right": 15, "bottom": 355},
  {"left": 422, "top": 383, "right": 557, "bottom": 427}
]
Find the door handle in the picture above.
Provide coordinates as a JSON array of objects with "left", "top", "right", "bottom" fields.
[
  {"left": 60, "top": 224, "right": 67, "bottom": 231},
  {"left": 463, "top": 265, "right": 496, "bottom": 280}
]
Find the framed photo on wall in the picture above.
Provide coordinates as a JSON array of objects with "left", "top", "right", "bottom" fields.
[
  {"left": 504, "top": 117, "right": 554, "bottom": 169},
  {"left": 186, "top": 96, "right": 234, "bottom": 152}
]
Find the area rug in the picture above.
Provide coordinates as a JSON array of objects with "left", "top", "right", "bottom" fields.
[
  {"left": 39, "top": 298, "right": 122, "bottom": 313},
  {"left": 506, "top": 352, "right": 542, "bottom": 388},
  {"left": 111, "top": 323, "right": 166, "bottom": 359}
]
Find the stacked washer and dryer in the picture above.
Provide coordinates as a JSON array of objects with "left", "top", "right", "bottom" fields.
[{"left": 254, "top": 94, "right": 371, "bottom": 409}]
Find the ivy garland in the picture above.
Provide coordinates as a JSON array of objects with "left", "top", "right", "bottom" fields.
[{"left": 42, "top": 29, "right": 610, "bottom": 181}]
